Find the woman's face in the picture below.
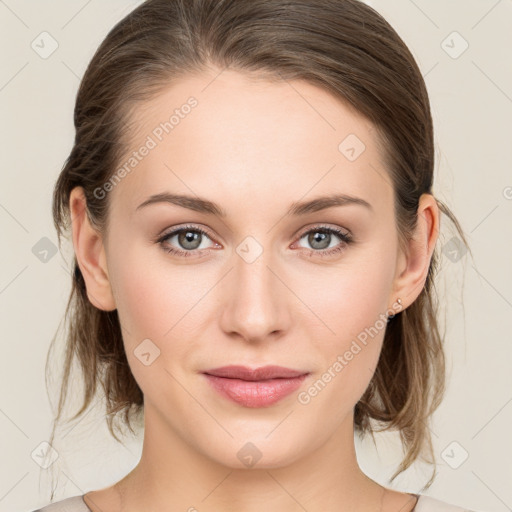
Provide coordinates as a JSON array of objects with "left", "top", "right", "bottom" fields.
[{"left": 100, "top": 69, "right": 410, "bottom": 468}]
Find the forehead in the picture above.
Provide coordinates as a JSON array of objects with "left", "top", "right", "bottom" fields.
[{"left": 109, "top": 69, "right": 392, "bottom": 218}]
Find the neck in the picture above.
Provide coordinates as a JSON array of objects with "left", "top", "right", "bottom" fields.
[{"left": 114, "top": 403, "right": 386, "bottom": 512}]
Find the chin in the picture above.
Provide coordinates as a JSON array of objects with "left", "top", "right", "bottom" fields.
[{"left": 199, "top": 433, "right": 311, "bottom": 471}]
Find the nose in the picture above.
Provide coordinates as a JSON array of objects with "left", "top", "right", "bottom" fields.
[{"left": 218, "top": 241, "right": 292, "bottom": 344}]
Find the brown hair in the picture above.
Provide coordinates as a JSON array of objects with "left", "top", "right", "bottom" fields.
[{"left": 48, "top": 0, "right": 472, "bottom": 494}]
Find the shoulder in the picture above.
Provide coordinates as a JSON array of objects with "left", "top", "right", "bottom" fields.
[
  {"left": 29, "top": 495, "right": 90, "bottom": 512},
  {"left": 415, "top": 494, "right": 479, "bottom": 512}
]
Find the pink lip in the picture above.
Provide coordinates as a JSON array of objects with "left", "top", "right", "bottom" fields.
[{"left": 202, "top": 365, "right": 310, "bottom": 408}]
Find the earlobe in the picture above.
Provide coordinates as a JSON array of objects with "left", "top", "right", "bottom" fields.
[
  {"left": 391, "top": 193, "right": 440, "bottom": 309},
  {"left": 69, "top": 186, "right": 117, "bottom": 312}
]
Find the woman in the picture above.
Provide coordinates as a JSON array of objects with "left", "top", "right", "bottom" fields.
[{"left": 32, "top": 0, "right": 477, "bottom": 511}]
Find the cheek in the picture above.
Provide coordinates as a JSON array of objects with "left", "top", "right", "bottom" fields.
[
  {"left": 302, "top": 251, "right": 394, "bottom": 339},
  {"left": 111, "top": 257, "right": 168, "bottom": 338},
  {"left": 110, "top": 244, "right": 204, "bottom": 334},
  {"left": 108, "top": 248, "right": 214, "bottom": 373},
  {"left": 295, "top": 249, "right": 395, "bottom": 407}
]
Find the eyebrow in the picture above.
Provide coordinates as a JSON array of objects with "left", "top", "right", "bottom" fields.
[{"left": 135, "top": 192, "right": 373, "bottom": 216}]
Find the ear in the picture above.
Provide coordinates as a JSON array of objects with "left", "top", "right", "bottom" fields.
[
  {"left": 390, "top": 193, "right": 440, "bottom": 311},
  {"left": 69, "top": 186, "right": 116, "bottom": 312}
]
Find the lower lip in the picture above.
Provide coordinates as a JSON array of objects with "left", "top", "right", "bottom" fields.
[{"left": 203, "top": 373, "right": 309, "bottom": 408}]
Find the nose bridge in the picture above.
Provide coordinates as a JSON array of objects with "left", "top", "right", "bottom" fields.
[{"left": 219, "top": 234, "right": 290, "bottom": 341}]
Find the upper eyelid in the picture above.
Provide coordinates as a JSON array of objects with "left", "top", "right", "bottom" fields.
[
  {"left": 161, "top": 224, "right": 215, "bottom": 240},
  {"left": 296, "top": 224, "right": 350, "bottom": 237}
]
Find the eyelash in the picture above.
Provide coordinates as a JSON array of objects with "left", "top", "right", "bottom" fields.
[{"left": 156, "top": 224, "right": 353, "bottom": 259}]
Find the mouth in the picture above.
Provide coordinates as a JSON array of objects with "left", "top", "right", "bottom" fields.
[{"left": 202, "top": 365, "right": 311, "bottom": 407}]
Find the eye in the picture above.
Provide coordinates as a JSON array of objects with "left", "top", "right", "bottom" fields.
[
  {"left": 157, "top": 224, "right": 218, "bottom": 258},
  {"left": 295, "top": 225, "right": 353, "bottom": 257},
  {"left": 156, "top": 223, "right": 353, "bottom": 259}
]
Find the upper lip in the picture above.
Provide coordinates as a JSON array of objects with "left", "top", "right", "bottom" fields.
[{"left": 203, "top": 365, "right": 309, "bottom": 381}]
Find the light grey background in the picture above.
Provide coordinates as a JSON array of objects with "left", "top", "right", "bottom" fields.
[{"left": 1, "top": 1, "right": 511, "bottom": 511}]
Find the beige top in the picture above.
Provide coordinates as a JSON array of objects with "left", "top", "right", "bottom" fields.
[{"left": 31, "top": 493, "right": 478, "bottom": 511}]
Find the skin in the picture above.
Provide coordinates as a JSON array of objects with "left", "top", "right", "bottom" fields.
[{"left": 70, "top": 68, "right": 439, "bottom": 512}]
